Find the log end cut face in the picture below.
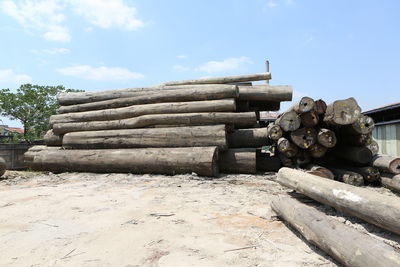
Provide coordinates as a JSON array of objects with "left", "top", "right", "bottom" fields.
[
  {"left": 277, "top": 111, "right": 301, "bottom": 132},
  {"left": 317, "top": 128, "right": 337, "bottom": 148},
  {"left": 353, "top": 115, "right": 375, "bottom": 135},
  {"left": 267, "top": 124, "right": 283, "bottom": 140},
  {"left": 324, "top": 98, "right": 362, "bottom": 125},
  {"left": 290, "top": 127, "right": 317, "bottom": 149},
  {"left": 298, "top": 97, "right": 315, "bottom": 113}
]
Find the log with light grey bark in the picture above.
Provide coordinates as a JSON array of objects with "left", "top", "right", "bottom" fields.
[
  {"left": 277, "top": 167, "right": 400, "bottom": 235},
  {"left": 31, "top": 147, "right": 219, "bottom": 177},
  {"left": 63, "top": 125, "right": 228, "bottom": 149},
  {"left": 24, "top": 146, "right": 62, "bottom": 166},
  {"left": 44, "top": 130, "right": 63, "bottom": 146},
  {"left": 341, "top": 115, "right": 375, "bottom": 135},
  {"left": 53, "top": 112, "right": 257, "bottom": 134},
  {"left": 158, "top": 72, "right": 272, "bottom": 86},
  {"left": 219, "top": 148, "right": 256, "bottom": 174},
  {"left": 227, "top": 128, "right": 269, "bottom": 148},
  {"left": 271, "top": 195, "right": 400, "bottom": 267},
  {"left": 50, "top": 99, "right": 236, "bottom": 125},
  {"left": 277, "top": 137, "right": 298, "bottom": 158},
  {"left": 237, "top": 85, "right": 292, "bottom": 101},
  {"left": 323, "top": 98, "right": 362, "bottom": 125},
  {"left": 275, "top": 111, "right": 301, "bottom": 132},
  {"left": 381, "top": 174, "right": 400, "bottom": 193},
  {"left": 0, "top": 157, "right": 6, "bottom": 177},
  {"left": 317, "top": 128, "right": 337, "bottom": 148},
  {"left": 330, "top": 146, "right": 372, "bottom": 165},
  {"left": 266, "top": 124, "right": 283, "bottom": 140},
  {"left": 328, "top": 167, "right": 365, "bottom": 186},
  {"left": 290, "top": 127, "right": 317, "bottom": 149},
  {"left": 288, "top": 97, "right": 315, "bottom": 114},
  {"left": 371, "top": 154, "right": 400, "bottom": 174},
  {"left": 58, "top": 86, "right": 239, "bottom": 113}
]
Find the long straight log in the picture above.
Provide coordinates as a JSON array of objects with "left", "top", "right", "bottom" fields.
[
  {"left": 63, "top": 125, "right": 228, "bottom": 149},
  {"left": 271, "top": 196, "right": 400, "bottom": 267},
  {"left": 53, "top": 112, "right": 257, "bottom": 134},
  {"left": 50, "top": 99, "right": 236, "bottom": 125},
  {"left": 323, "top": 98, "right": 361, "bottom": 125},
  {"left": 381, "top": 174, "right": 400, "bottom": 193},
  {"left": 31, "top": 147, "right": 219, "bottom": 177},
  {"left": 159, "top": 72, "right": 272, "bottom": 86},
  {"left": 277, "top": 167, "right": 400, "bottom": 235},
  {"left": 290, "top": 127, "right": 317, "bottom": 149},
  {"left": 227, "top": 128, "right": 268, "bottom": 148},
  {"left": 44, "top": 130, "right": 63, "bottom": 146},
  {"left": 58, "top": 86, "right": 239, "bottom": 113},
  {"left": 330, "top": 146, "right": 372, "bottom": 165},
  {"left": 219, "top": 148, "right": 256, "bottom": 174},
  {"left": 317, "top": 128, "right": 337, "bottom": 148},
  {"left": 237, "top": 85, "right": 292, "bottom": 101},
  {"left": 371, "top": 154, "right": 400, "bottom": 174},
  {"left": 275, "top": 111, "right": 301, "bottom": 132},
  {"left": 0, "top": 157, "right": 6, "bottom": 177}
]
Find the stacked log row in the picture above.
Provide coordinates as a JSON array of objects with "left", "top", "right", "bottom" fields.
[{"left": 27, "top": 72, "right": 293, "bottom": 177}]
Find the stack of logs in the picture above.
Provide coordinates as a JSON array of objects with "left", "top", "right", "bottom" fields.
[
  {"left": 269, "top": 96, "right": 400, "bottom": 192},
  {"left": 25, "top": 72, "right": 293, "bottom": 177}
]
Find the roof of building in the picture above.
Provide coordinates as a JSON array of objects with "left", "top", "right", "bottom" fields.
[
  {"left": 4, "top": 127, "right": 24, "bottom": 134},
  {"left": 363, "top": 102, "right": 400, "bottom": 115},
  {"left": 260, "top": 112, "right": 279, "bottom": 120},
  {"left": 363, "top": 101, "right": 400, "bottom": 125}
]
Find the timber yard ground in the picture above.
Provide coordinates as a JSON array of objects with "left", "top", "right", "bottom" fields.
[{"left": 1, "top": 171, "right": 399, "bottom": 267}]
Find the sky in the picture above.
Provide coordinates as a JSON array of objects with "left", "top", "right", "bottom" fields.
[{"left": 0, "top": 0, "right": 399, "bottom": 128}]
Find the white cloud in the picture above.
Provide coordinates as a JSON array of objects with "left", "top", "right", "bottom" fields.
[
  {"left": 31, "top": 48, "right": 70, "bottom": 55},
  {"left": 68, "top": 0, "right": 144, "bottom": 30},
  {"left": 197, "top": 57, "right": 252, "bottom": 73},
  {"left": 58, "top": 65, "right": 144, "bottom": 81},
  {"left": 173, "top": 65, "right": 190, "bottom": 72},
  {"left": 0, "top": 69, "right": 32, "bottom": 84}
]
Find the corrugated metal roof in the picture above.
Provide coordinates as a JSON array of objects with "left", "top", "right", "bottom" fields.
[{"left": 363, "top": 102, "right": 400, "bottom": 115}]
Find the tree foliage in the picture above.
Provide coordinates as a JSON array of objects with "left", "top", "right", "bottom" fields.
[{"left": 0, "top": 84, "right": 82, "bottom": 143}]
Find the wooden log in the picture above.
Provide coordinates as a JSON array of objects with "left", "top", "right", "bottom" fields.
[
  {"left": 313, "top": 99, "right": 327, "bottom": 115},
  {"left": 51, "top": 99, "right": 236, "bottom": 125},
  {"left": 288, "top": 97, "right": 315, "bottom": 114},
  {"left": 219, "top": 148, "right": 256, "bottom": 174},
  {"left": 308, "top": 143, "right": 327, "bottom": 158},
  {"left": 271, "top": 195, "right": 400, "bottom": 267},
  {"left": 339, "top": 133, "right": 373, "bottom": 146},
  {"left": 235, "top": 100, "right": 250, "bottom": 112},
  {"left": 58, "top": 86, "right": 239, "bottom": 113},
  {"left": 341, "top": 115, "right": 375, "bottom": 135},
  {"left": 248, "top": 101, "right": 280, "bottom": 111},
  {"left": 44, "top": 130, "right": 63, "bottom": 146},
  {"left": 306, "top": 164, "right": 334, "bottom": 179},
  {"left": 328, "top": 167, "right": 365, "bottom": 186},
  {"left": 278, "top": 153, "right": 295, "bottom": 167},
  {"left": 256, "top": 153, "right": 282, "bottom": 172},
  {"left": 63, "top": 125, "right": 228, "bottom": 149},
  {"left": 31, "top": 147, "right": 219, "bottom": 177},
  {"left": 381, "top": 174, "right": 400, "bottom": 193},
  {"left": 323, "top": 98, "right": 362, "bottom": 125},
  {"left": 237, "top": 85, "right": 292, "bottom": 101},
  {"left": 53, "top": 112, "right": 257, "bottom": 135},
  {"left": 275, "top": 111, "right": 301, "bottom": 132},
  {"left": 317, "top": 128, "right": 337, "bottom": 148},
  {"left": 277, "top": 137, "right": 298, "bottom": 158},
  {"left": 330, "top": 146, "right": 372, "bottom": 165},
  {"left": 0, "top": 157, "right": 6, "bottom": 177},
  {"left": 277, "top": 167, "right": 400, "bottom": 234},
  {"left": 300, "top": 110, "right": 318, "bottom": 127},
  {"left": 24, "top": 146, "right": 62, "bottom": 166},
  {"left": 344, "top": 166, "right": 380, "bottom": 184},
  {"left": 266, "top": 124, "right": 283, "bottom": 141},
  {"left": 159, "top": 72, "right": 272, "bottom": 86},
  {"left": 371, "top": 154, "right": 400, "bottom": 174},
  {"left": 227, "top": 128, "right": 268, "bottom": 148},
  {"left": 290, "top": 127, "right": 317, "bottom": 149},
  {"left": 296, "top": 149, "right": 312, "bottom": 166},
  {"left": 366, "top": 140, "right": 379, "bottom": 155}
]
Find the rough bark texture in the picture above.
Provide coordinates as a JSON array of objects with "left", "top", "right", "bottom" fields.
[
  {"left": 331, "top": 146, "right": 373, "bottom": 165},
  {"left": 271, "top": 195, "right": 400, "bottom": 267},
  {"left": 0, "top": 157, "right": 6, "bottom": 177},
  {"left": 53, "top": 112, "right": 257, "bottom": 134},
  {"left": 219, "top": 148, "right": 256, "bottom": 174},
  {"left": 341, "top": 115, "right": 375, "bottom": 135},
  {"left": 381, "top": 174, "right": 400, "bottom": 193},
  {"left": 43, "top": 130, "right": 63, "bottom": 146},
  {"left": 317, "top": 128, "right": 337, "bottom": 148},
  {"left": 290, "top": 127, "right": 317, "bottom": 149},
  {"left": 371, "top": 154, "right": 400, "bottom": 174},
  {"left": 227, "top": 128, "right": 268, "bottom": 148},
  {"left": 323, "top": 98, "right": 361, "bottom": 125},
  {"left": 58, "top": 86, "right": 239, "bottom": 113},
  {"left": 63, "top": 125, "right": 228, "bottom": 150},
  {"left": 288, "top": 97, "right": 315, "bottom": 114},
  {"left": 51, "top": 99, "right": 236, "bottom": 125},
  {"left": 31, "top": 147, "right": 219, "bottom": 177},
  {"left": 277, "top": 168, "right": 400, "bottom": 234},
  {"left": 237, "top": 85, "right": 292, "bottom": 101},
  {"left": 277, "top": 137, "right": 298, "bottom": 158},
  {"left": 275, "top": 111, "right": 301, "bottom": 132},
  {"left": 266, "top": 124, "right": 283, "bottom": 140}
]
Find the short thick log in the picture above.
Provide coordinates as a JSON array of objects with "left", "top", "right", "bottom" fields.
[
  {"left": 31, "top": 147, "right": 219, "bottom": 177},
  {"left": 271, "top": 196, "right": 400, "bottom": 267},
  {"left": 237, "top": 85, "right": 292, "bottom": 101},
  {"left": 275, "top": 111, "right": 301, "bottom": 132},
  {"left": 317, "top": 128, "right": 337, "bottom": 148},
  {"left": 227, "top": 128, "right": 268, "bottom": 148},
  {"left": 219, "top": 148, "right": 256, "bottom": 174},
  {"left": 58, "top": 86, "right": 239, "bottom": 113},
  {"left": 371, "top": 154, "right": 400, "bottom": 174},
  {"left": 53, "top": 112, "right": 257, "bottom": 134},
  {"left": 288, "top": 97, "right": 315, "bottom": 114},
  {"left": 0, "top": 157, "right": 6, "bottom": 177},
  {"left": 277, "top": 167, "right": 400, "bottom": 234},
  {"left": 159, "top": 72, "right": 272, "bottom": 86},
  {"left": 381, "top": 174, "right": 400, "bottom": 193},
  {"left": 323, "top": 98, "right": 361, "bottom": 125},
  {"left": 300, "top": 110, "right": 318, "bottom": 127},
  {"left": 277, "top": 137, "right": 298, "bottom": 158},
  {"left": 51, "top": 99, "right": 236, "bottom": 125},
  {"left": 341, "top": 115, "right": 375, "bottom": 135},
  {"left": 290, "top": 127, "right": 317, "bottom": 149},
  {"left": 266, "top": 124, "right": 283, "bottom": 141},
  {"left": 331, "top": 146, "right": 372, "bottom": 165},
  {"left": 63, "top": 125, "right": 228, "bottom": 149},
  {"left": 44, "top": 130, "right": 63, "bottom": 146}
]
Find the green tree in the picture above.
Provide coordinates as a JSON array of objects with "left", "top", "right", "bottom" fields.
[{"left": 0, "top": 84, "right": 82, "bottom": 143}]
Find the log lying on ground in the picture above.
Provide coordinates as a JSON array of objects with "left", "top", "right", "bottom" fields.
[
  {"left": 219, "top": 148, "right": 256, "bottom": 174},
  {"left": 63, "top": 125, "right": 228, "bottom": 149},
  {"left": 288, "top": 97, "right": 315, "bottom": 113},
  {"left": 159, "top": 72, "right": 272, "bottom": 86},
  {"left": 58, "top": 86, "right": 239, "bottom": 113},
  {"left": 31, "top": 147, "right": 219, "bottom": 177},
  {"left": 330, "top": 146, "right": 372, "bottom": 165},
  {"left": 227, "top": 128, "right": 268, "bottom": 148},
  {"left": 0, "top": 157, "right": 6, "bottom": 177},
  {"left": 271, "top": 195, "right": 400, "bottom": 267},
  {"left": 53, "top": 112, "right": 257, "bottom": 134},
  {"left": 317, "top": 128, "right": 337, "bottom": 148},
  {"left": 237, "top": 85, "right": 292, "bottom": 101},
  {"left": 323, "top": 98, "right": 361, "bottom": 125},
  {"left": 266, "top": 124, "right": 283, "bottom": 140},
  {"left": 24, "top": 146, "right": 62, "bottom": 166},
  {"left": 371, "top": 154, "right": 400, "bottom": 174},
  {"left": 341, "top": 115, "right": 375, "bottom": 135},
  {"left": 50, "top": 99, "right": 236, "bottom": 125},
  {"left": 275, "top": 111, "right": 301, "bottom": 132},
  {"left": 277, "top": 167, "right": 400, "bottom": 234},
  {"left": 290, "top": 127, "right": 317, "bottom": 149},
  {"left": 44, "top": 130, "right": 63, "bottom": 146},
  {"left": 381, "top": 174, "right": 400, "bottom": 193}
]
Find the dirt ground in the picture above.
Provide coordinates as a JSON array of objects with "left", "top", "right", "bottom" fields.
[{"left": 1, "top": 171, "right": 399, "bottom": 267}]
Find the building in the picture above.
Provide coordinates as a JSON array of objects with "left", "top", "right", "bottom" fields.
[
  {"left": 363, "top": 102, "right": 400, "bottom": 157},
  {"left": 0, "top": 125, "right": 24, "bottom": 141}
]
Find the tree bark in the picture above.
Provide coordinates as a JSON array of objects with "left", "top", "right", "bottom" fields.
[
  {"left": 227, "top": 128, "right": 269, "bottom": 148},
  {"left": 58, "top": 86, "right": 239, "bottom": 113},
  {"left": 271, "top": 195, "right": 400, "bottom": 267},
  {"left": 300, "top": 110, "right": 319, "bottom": 127},
  {"left": 339, "top": 133, "right": 373, "bottom": 146},
  {"left": 277, "top": 167, "right": 400, "bottom": 234},
  {"left": 266, "top": 124, "right": 283, "bottom": 140},
  {"left": 381, "top": 174, "right": 400, "bottom": 193},
  {"left": 275, "top": 111, "right": 301, "bottom": 132},
  {"left": 219, "top": 148, "right": 256, "bottom": 174},
  {"left": 323, "top": 98, "right": 362, "bottom": 125},
  {"left": 290, "top": 127, "right": 317, "bottom": 149},
  {"left": 341, "top": 115, "right": 375, "bottom": 135},
  {"left": 44, "top": 130, "right": 63, "bottom": 146},
  {"left": 330, "top": 146, "right": 373, "bottom": 165},
  {"left": 371, "top": 154, "right": 400, "bottom": 174},
  {"left": 317, "top": 128, "right": 337, "bottom": 148},
  {"left": 51, "top": 99, "right": 236, "bottom": 125},
  {"left": 31, "top": 147, "right": 219, "bottom": 177},
  {"left": 277, "top": 137, "right": 298, "bottom": 158},
  {"left": 288, "top": 97, "right": 315, "bottom": 114},
  {"left": 63, "top": 125, "right": 228, "bottom": 149},
  {"left": 53, "top": 112, "right": 257, "bottom": 134},
  {"left": 237, "top": 85, "right": 292, "bottom": 101}
]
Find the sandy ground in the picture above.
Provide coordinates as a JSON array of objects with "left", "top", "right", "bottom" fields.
[{"left": 0, "top": 171, "right": 399, "bottom": 267}]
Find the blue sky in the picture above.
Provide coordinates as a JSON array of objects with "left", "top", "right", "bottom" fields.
[{"left": 1, "top": 0, "right": 399, "bottom": 127}]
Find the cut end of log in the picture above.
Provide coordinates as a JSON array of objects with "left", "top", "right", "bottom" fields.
[
  {"left": 297, "top": 97, "right": 315, "bottom": 113},
  {"left": 323, "top": 97, "right": 361, "bottom": 125},
  {"left": 276, "top": 111, "right": 301, "bottom": 132},
  {"left": 317, "top": 128, "right": 337, "bottom": 148},
  {"left": 267, "top": 124, "right": 283, "bottom": 140}
]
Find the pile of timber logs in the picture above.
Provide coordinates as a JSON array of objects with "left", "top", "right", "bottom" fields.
[{"left": 26, "top": 72, "right": 292, "bottom": 177}]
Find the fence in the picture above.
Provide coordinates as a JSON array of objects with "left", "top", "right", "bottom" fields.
[{"left": 0, "top": 144, "right": 31, "bottom": 170}]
